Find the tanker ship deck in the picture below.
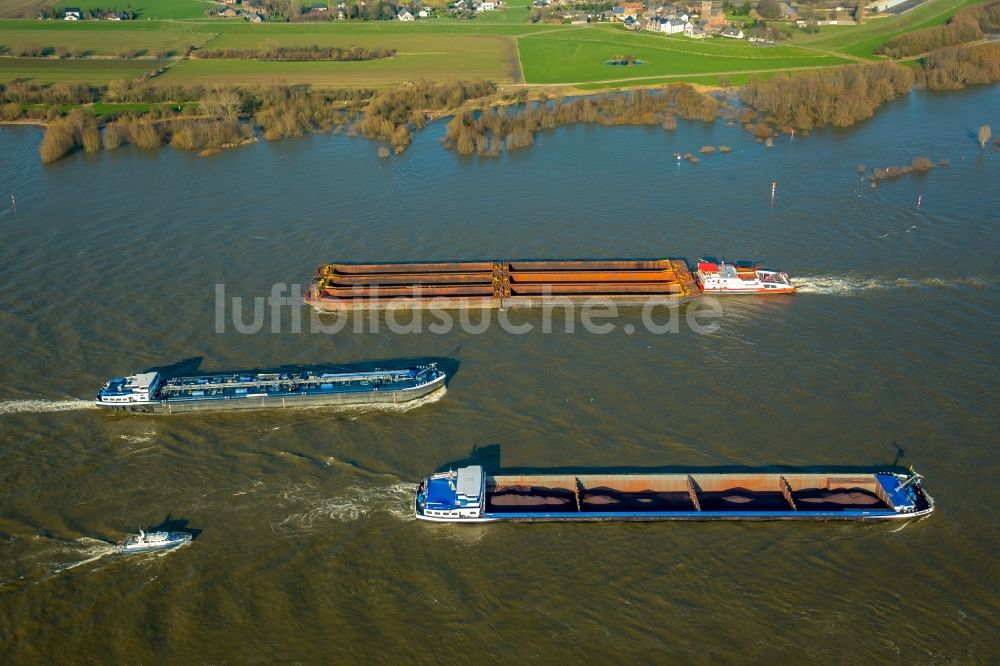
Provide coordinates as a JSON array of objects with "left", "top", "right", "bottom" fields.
[{"left": 96, "top": 364, "right": 445, "bottom": 414}]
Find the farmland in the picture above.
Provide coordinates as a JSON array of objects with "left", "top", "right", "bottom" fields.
[
  {"left": 163, "top": 37, "right": 518, "bottom": 86},
  {"left": 0, "top": 57, "right": 156, "bottom": 83},
  {"left": 0, "top": 25, "right": 214, "bottom": 56},
  {"left": 0, "top": 0, "right": 988, "bottom": 88}
]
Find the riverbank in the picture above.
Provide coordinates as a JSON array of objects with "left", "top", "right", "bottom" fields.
[{"left": 4, "top": 41, "right": 997, "bottom": 165}]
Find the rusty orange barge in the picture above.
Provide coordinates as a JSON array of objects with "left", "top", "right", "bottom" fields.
[{"left": 305, "top": 258, "right": 700, "bottom": 311}]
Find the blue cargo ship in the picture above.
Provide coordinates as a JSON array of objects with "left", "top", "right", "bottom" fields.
[
  {"left": 415, "top": 466, "right": 934, "bottom": 523},
  {"left": 96, "top": 364, "right": 445, "bottom": 414}
]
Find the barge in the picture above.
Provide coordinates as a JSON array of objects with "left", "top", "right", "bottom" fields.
[
  {"left": 96, "top": 364, "right": 445, "bottom": 414},
  {"left": 415, "top": 466, "right": 933, "bottom": 523},
  {"left": 306, "top": 259, "right": 699, "bottom": 311}
]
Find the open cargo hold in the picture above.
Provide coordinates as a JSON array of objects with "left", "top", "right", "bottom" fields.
[
  {"left": 415, "top": 466, "right": 934, "bottom": 523},
  {"left": 306, "top": 259, "right": 698, "bottom": 311}
]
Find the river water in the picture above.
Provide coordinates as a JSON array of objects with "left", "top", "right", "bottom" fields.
[{"left": 0, "top": 86, "right": 997, "bottom": 663}]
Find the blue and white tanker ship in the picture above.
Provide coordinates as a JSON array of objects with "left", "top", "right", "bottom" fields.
[{"left": 96, "top": 364, "right": 445, "bottom": 414}]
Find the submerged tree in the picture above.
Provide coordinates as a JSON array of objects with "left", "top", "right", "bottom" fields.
[{"left": 979, "top": 124, "right": 992, "bottom": 150}]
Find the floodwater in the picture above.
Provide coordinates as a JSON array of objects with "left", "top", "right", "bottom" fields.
[{"left": 0, "top": 85, "right": 998, "bottom": 662}]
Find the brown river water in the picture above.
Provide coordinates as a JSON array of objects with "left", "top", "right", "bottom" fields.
[{"left": 0, "top": 87, "right": 998, "bottom": 663}]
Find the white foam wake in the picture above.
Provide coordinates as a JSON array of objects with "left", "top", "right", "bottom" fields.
[
  {"left": 274, "top": 481, "right": 418, "bottom": 533},
  {"left": 0, "top": 399, "right": 96, "bottom": 414},
  {"left": 308, "top": 386, "right": 447, "bottom": 417},
  {"left": 795, "top": 275, "right": 997, "bottom": 295},
  {"left": 49, "top": 538, "right": 117, "bottom": 573}
]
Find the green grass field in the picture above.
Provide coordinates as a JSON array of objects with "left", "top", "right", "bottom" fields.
[
  {"left": 0, "top": 0, "right": 986, "bottom": 88},
  {"left": 517, "top": 27, "right": 854, "bottom": 85},
  {"left": 0, "top": 25, "right": 214, "bottom": 56},
  {"left": 0, "top": 57, "right": 158, "bottom": 83},
  {"left": 163, "top": 36, "right": 517, "bottom": 86}
]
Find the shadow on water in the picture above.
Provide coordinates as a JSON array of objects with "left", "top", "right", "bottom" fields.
[
  {"left": 435, "top": 443, "right": 502, "bottom": 474},
  {"left": 436, "top": 443, "right": 917, "bottom": 476},
  {"left": 147, "top": 514, "right": 203, "bottom": 541},
  {"left": 144, "top": 356, "right": 461, "bottom": 387}
]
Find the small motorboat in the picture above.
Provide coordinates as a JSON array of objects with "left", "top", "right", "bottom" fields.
[{"left": 115, "top": 528, "right": 192, "bottom": 555}]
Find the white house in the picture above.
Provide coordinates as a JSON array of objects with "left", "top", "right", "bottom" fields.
[
  {"left": 479, "top": 0, "right": 496, "bottom": 9},
  {"left": 63, "top": 7, "right": 82, "bottom": 19},
  {"left": 720, "top": 27, "right": 744, "bottom": 38},
  {"left": 649, "top": 16, "right": 690, "bottom": 33},
  {"left": 397, "top": 9, "right": 414, "bottom": 20}
]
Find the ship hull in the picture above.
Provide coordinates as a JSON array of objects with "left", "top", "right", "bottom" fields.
[
  {"left": 97, "top": 374, "right": 445, "bottom": 414},
  {"left": 416, "top": 467, "right": 934, "bottom": 524},
  {"left": 415, "top": 508, "right": 934, "bottom": 523},
  {"left": 698, "top": 287, "right": 796, "bottom": 295}
]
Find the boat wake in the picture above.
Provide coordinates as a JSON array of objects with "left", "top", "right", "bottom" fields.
[
  {"left": 795, "top": 275, "right": 997, "bottom": 295},
  {"left": 48, "top": 537, "right": 117, "bottom": 574},
  {"left": 333, "top": 386, "right": 446, "bottom": 417},
  {"left": 0, "top": 399, "right": 96, "bottom": 415},
  {"left": 273, "top": 481, "right": 418, "bottom": 534},
  {"left": 0, "top": 536, "right": 117, "bottom": 590}
]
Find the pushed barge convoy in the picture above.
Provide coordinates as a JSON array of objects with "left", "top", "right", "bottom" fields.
[
  {"left": 96, "top": 364, "right": 445, "bottom": 414},
  {"left": 415, "top": 466, "right": 933, "bottom": 523},
  {"left": 306, "top": 259, "right": 699, "bottom": 311}
]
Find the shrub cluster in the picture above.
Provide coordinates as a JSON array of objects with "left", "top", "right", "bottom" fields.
[
  {"left": 740, "top": 61, "right": 916, "bottom": 130},
  {"left": 192, "top": 46, "right": 396, "bottom": 62},
  {"left": 922, "top": 43, "right": 1000, "bottom": 90},
  {"left": 441, "top": 86, "right": 719, "bottom": 157}
]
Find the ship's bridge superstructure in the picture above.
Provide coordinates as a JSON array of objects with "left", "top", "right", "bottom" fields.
[{"left": 97, "top": 372, "right": 161, "bottom": 405}]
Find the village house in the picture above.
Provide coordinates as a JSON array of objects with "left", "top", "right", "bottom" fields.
[
  {"left": 219, "top": 6, "right": 238, "bottom": 17},
  {"left": 479, "top": 0, "right": 497, "bottom": 10},
  {"left": 653, "top": 4, "right": 688, "bottom": 21},
  {"left": 647, "top": 16, "right": 690, "bottom": 33},
  {"left": 686, "top": 24, "right": 706, "bottom": 37},
  {"left": 613, "top": 2, "right": 645, "bottom": 20},
  {"left": 720, "top": 26, "right": 744, "bottom": 38},
  {"left": 63, "top": 7, "right": 82, "bottom": 20},
  {"left": 397, "top": 8, "right": 414, "bottom": 20}
]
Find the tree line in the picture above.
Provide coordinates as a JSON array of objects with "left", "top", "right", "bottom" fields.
[
  {"left": 442, "top": 85, "right": 719, "bottom": 157},
  {"left": 0, "top": 78, "right": 496, "bottom": 163},
  {"left": 740, "top": 44, "right": 1000, "bottom": 132},
  {"left": 876, "top": 0, "right": 1000, "bottom": 58},
  {"left": 191, "top": 46, "right": 396, "bottom": 62}
]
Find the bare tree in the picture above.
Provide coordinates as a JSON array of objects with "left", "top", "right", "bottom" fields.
[
  {"left": 979, "top": 124, "right": 992, "bottom": 151},
  {"left": 201, "top": 88, "right": 242, "bottom": 120}
]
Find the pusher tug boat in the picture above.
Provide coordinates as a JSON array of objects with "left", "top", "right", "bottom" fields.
[
  {"left": 415, "top": 466, "right": 933, "bottom": 523},
  {"left": 95, "top": 364, "right": 445, "bottom": 414},
  {"left": 115, "top": 528, "right": 192, "bottom": 555},
  {"left": 695, "top": 258, "right": 796, "bottom": 294}
]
